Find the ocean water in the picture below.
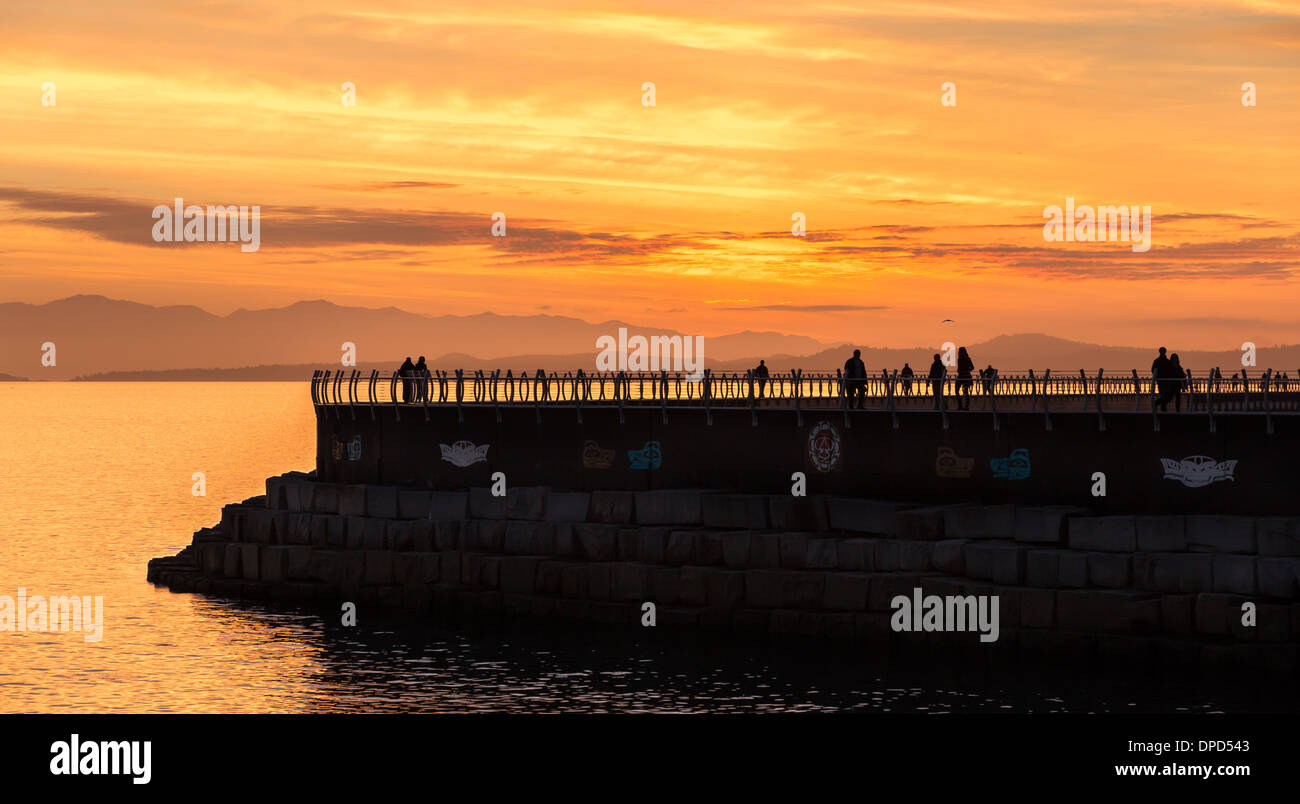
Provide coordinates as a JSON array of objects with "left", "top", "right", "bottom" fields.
[{"left": 0, "top": 382, "right": 1286, "bottom": 713}]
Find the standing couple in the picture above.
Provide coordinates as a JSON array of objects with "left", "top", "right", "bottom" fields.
[
  {"left": 398, "top": 356, "right": 431, "bottom": 403},
  {"left": 1151, "top": 347, "right": 1186, "bottom": 412},
  {"left": 925, "top": 346, "right": 977, "bottom": 410}
]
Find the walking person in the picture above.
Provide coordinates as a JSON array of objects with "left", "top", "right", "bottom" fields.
[
  {"left": 956, "top": 346, "right": 975, "bottom": 410},
  {"left": 843, "top": 349, "right": 867, "bottom": 408}
]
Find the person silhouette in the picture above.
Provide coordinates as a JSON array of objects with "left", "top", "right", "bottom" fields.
[
  {"left": 900, "top": 362, "right": 914, "bottom": 396},
  {"left": 927, "top": 353, "right": 946, "bottom": 409},
  {"left": 955, "top": 346, "right": 975, "bottom": 410},
  {"left": 1151, "top": 346, "right": 1171, "bottom": 411},
  {"left": 753, "top": 359, "right": 769, "bottom": 398},
  {"left": 844, "top": 349, "right": 867, "bottom": 408},
  {"left": 398, "top": 356, "right": 415, "bottom": 403},
  {"left": 413, "top": 356, "right": 429, "bottom": 402}
]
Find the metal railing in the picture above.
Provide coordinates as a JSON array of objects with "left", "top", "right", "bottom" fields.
[{"left": 310, "top": 367, "right": 1300, "bottom": 415}]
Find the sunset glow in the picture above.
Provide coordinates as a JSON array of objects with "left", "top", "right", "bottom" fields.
[{"left": 1, "top": 0, "right": 1296, "bottom": 349}]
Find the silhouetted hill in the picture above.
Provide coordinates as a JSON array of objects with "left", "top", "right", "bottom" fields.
[
  {"left": 6, "top": 296, "right": 1298, "bottom": 379},
  {"left": 0, "top": 295, "right": 828, "bottom": 380}
]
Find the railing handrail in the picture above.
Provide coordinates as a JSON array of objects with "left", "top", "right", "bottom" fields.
[{"left": 309, "top": 366, "right": 1300, "bottom": 415}]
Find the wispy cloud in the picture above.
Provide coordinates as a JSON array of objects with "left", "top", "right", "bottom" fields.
[{"left": 715, "top": 304, "right": 891, "bottom": 312}]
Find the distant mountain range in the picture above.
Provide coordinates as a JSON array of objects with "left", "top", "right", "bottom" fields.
[
  {"left": 1, "top": 295, "right": 1296, "bottom": 380},
  {"left": 0, "top": 295, "right": 827, "bottom": 380}
]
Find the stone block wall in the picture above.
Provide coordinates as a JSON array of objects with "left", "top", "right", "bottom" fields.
[{"left": 146, "top": 472, "right": 1300, "bottom": 674}]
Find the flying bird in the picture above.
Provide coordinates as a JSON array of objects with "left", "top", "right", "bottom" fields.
[{"left": 941, "top": 319, "right": 955, "bottom": 323}]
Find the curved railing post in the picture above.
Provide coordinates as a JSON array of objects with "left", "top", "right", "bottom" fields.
[
  {"left": 660, "top": 370, "right": 669, "bottom": 424},
  {"left": 454, "top": 369, "right": 464, "bottom": 423},
  {"left": 616, "top": 370, "right": 626, "bottom": 423},
  {"left": 1094, "top": 369, "right": 1104, "bottom": 429},
  {"left": 388, "top": 370, "right": 400, "bottom": 421},
  {"left": 575, "top": 368, "right": 585, "bottom": 423},
  {"left": 1206, "top": 368, "right": 1215, "bottom": 430},
  {"left": 988, "top": 368, "right": 998, "bottom": 425},
  {"left": 793, "top": 369, "right": 802, "bottom": 426},
  {"left": 747, "top": 369, "right": 757, "bottom": 426},
  {"left": 1041, "top": 368, "right": 1051, "bottom": 430},
  {"left": 492, "top": 369, "right": 502, "bottom": 422},
  {"left": 702, "top": 368, "right": 712, "bottom": 425}
]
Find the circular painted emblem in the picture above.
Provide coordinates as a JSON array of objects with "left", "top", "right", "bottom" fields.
[{"left": 808, "top": 421, "right": 841, "bottom": 472}]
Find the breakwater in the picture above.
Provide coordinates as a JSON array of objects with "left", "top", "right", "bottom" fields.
[
  {"left": 149, "top": 474, "right": 1300, "bottom": 675},
  {"left": 316, "top": 403, "right": 1298, "bottom": 515}
]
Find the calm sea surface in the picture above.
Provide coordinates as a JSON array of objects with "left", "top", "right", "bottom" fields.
[{"left": 0, "top": 382, "right": 1287, "bottom": 713}]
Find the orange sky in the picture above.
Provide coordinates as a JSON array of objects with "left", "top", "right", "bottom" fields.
[{"left": 0, "top": 0, "right": 1296, "bottom": 349}]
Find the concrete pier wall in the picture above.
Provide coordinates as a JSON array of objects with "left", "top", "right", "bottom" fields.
[
  {"left": 148, "top": 473, "right": 1300, "bottom": 675},
  {"left": 315, "top": 405, "right": 1300, "bottom": 515}
]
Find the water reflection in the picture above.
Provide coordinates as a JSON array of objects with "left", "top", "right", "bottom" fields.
[
  {"left": 1, "top": 382, "right": 1293, "bottom": 714},
  {"left": 191, "top": 595, "right": 1294, "bottom": 714}
]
